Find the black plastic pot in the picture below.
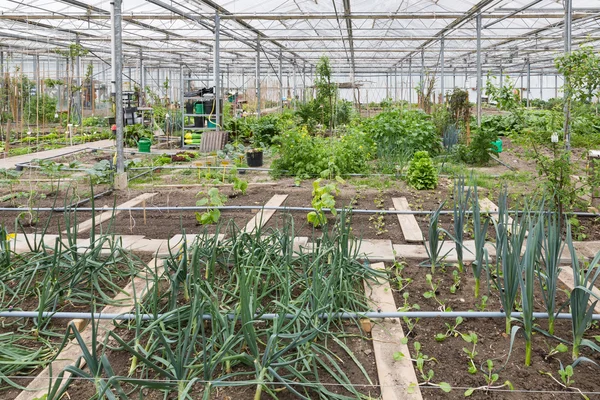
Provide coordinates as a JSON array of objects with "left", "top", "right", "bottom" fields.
[{"left": 246, "top": 150, "right": 263, "bottom": 167}]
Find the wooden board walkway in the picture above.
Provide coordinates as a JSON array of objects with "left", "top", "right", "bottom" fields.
[
  {"left": 0, "top": 139, "right": 114, "bottom": 169},
  {"left": 364, "top": 262, "right": 422, "bottom": 400},
  {"left": 392, "top": 198, "right": 423, "bottom": 243}
]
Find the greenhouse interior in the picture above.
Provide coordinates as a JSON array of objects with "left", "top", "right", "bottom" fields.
[{"left": 2, "top": 0, "right": 600, "bottom": 399}]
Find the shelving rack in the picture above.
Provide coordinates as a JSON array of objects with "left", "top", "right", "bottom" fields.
[{"left": 180, "top": 77, "right": 223, "bottom": 149}]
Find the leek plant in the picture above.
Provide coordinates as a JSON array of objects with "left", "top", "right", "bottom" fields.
[
  {"left": 566, "top": 223, "right": 600, "bottom": 360},
  {"left": 492, "top": 192, "right": 528, "bottom": 334},
  {"left": 537, "top": 212, "right": 563, "bottom": 335},
  {"left": 452, "top": 176, "right": 471, "bottom": 273},
  {"left": 517, "top": 217, "right": 542, "bottom": 366},
  {"left": 423, "top": 202, "right": 452, "bottom": 274},
  {"left": 470, "top": 182, "right": 490, "bottom": 298}
]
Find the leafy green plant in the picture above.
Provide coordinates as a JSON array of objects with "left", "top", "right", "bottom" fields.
[
  {"left": 394, "top": 342, "right": 450, "bottom": 393},
  {"left": 123, "top": 124, "right": 153, "bottom": 147},
  {"left": 435, "top": 316, "right": 463, "bottom": 342},
  {"left": 462, "top": 333, "right": 478, "bottom": 374},
  {"left": 407, "top": 151, "right": 438, "bottom": 190},
  {"left": 361, "top": 109, "right": 440, "bottom": 157},
  {"left": 232, "top": 177, "right": 248, "bottom": 195},
  {"left": 464, "top": 359, "right": 513, "bottom": 396},
  {"left": 195, "top": 188, "right": 227, "bottom": 225},
  {"left": 449, "top": 269, "right": 461, "bottom": 294},
  {"left": 271, "top": 126, "right": 373, "bottom": 179},
  {"left": 423, "top": 273, "right": 450, "bottom": 311},
  {"left": 307, "top": 177, "right": 343, "bottom": 227}
]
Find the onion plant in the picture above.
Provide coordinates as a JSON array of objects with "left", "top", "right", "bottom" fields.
[
  {"left": 452, "top": 176, "right": 471, "bottom": 273},
  {"left": 471, "top": 182, "right": 490, "bottom": 298},
  {"left": 566, "top": 223, "right": 600, "bottom": 360}
]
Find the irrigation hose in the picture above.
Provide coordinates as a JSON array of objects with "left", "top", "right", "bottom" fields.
[{"left": 0, "top": 310, "right": 598, "bottom": 321}]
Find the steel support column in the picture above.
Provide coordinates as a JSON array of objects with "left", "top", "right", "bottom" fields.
[
  {"left": 256, "top": 35, "right": 261, "bottom": 116},
  {"left": 409, "top": 58, "right": 413, "bottom": 106},
  {"left": 111, "top": 0, "right": 124, "bottom": 176},
  {"left": 526, "top": 60, "right": 531, "bottom": 108},
  {"left": 279, "top": 50, "right": 283, "bottom": 112},
  {"left": 476, "top": 13, "right": 482, "bottom": 127},
  {"left": 564, "top": 0, "right": 572, "bottom": 150},
  {"left": 440, "top": 36, "right": 445, "bottom": 104},
  {"left": 214, "top": 13, "right": 221, "bottom": 129}
]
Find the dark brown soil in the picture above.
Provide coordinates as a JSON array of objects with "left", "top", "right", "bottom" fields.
[{"left": 388, "top": 261, "right": 600, "bottom": 399}]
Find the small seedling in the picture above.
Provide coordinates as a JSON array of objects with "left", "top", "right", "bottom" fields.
[
  {"left": 461, "top": 333, "right": 478, "bottom": 374},
  {"left": 464, "top": 359, "right": 513, "bottom": 396},
  {"left": 195, "top": 188, "right": 227, "bottom": 225},
  {"left": 394, "top": 261, "right": 413, "bottom": 292},
  {"left": 449, "top": 268, "right": 461, "bottom": 294},
  {"left": 435, "top": 316, "right": 463, "bottom": 342},
  {"left": 423, "top": 274, "right": 451, "bottom": 312}
]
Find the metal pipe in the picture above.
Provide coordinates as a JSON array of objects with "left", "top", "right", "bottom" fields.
[
  {"left": 2, "top": 205, "right": 600, "bottom": 218},
  {"left": 1, "top": 310, "right": 597, "bottom": 321}
]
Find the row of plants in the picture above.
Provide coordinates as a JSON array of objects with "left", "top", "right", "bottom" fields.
[{"left": 0, "top": 205, "right": 384, "bottom": 399}]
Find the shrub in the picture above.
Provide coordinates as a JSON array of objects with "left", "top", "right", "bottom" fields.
[
  {"left": 361, "top": 109, "right": 440, "bottom": 156},
  {"left": 407, "top": 151, "right": 438, "bottom": 190},
  {"left": 454, "top": 127, "right": 498, "bottom": 166},
  {"left": 271, "top": 127, "right": 373, "bottom": 179}
]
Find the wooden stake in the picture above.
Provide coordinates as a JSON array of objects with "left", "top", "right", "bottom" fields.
[{"left": 143, "top": 199, "right": 147, "bottom": 225}]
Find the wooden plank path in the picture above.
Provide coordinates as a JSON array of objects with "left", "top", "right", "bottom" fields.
[
  {"left": 243, "top": 194, "right": 288, "bottom": 233},
  {"left": 67, "top": 192, "right": 157, "bottom": 234},
  {"left": 392, "top": 198, "right": 423, "bottom": 243},
  {"left": 15, "top": 258, "right": 164, "bottom": 400},
  {"left": 364, "top": 262, "right": 422, "bottom": 400},
  {"left": 0, "top": 139, "right": 114, "bottom": 169}
]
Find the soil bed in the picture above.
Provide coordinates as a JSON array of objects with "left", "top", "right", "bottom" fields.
[{"left": 388, "top": 260, "right": 600, "bottom": 399}]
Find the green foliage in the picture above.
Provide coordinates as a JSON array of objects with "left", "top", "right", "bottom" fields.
[
  {"left": 361, "top": 109, "right": 440, "bottom": 157},
  {"left": 448, "top": 88, "right": 471, "bottom": 126},
  {"left": 82, "top": 116, "right": 108, "bottom": 127},
  {"left": 454, "top": 126, "right": 498, "bottom": 166},
  {"left": 313, "top": 56, "right": 337, "bottom": 129},
  {"left": 24, "top": 95, "right": 58, "bottom": 124},
  {"left": 556, "top": 45, "right": 600, "bottom": 103},
  {"left": 406, "top": 151, "right": 438, "bottom": 190},
  {"left": 123, "top": 124, "right": 153, "bottom": 147},
  {"left": 195, "top": 188, "right": 227, "bottom": 225},
  {"left": 271, "top": 127, "right": 373, "bottom": 179},
  {"left": 485, "top": 74, "right": 521, "bottom": 111},
  {"left": 232, "top": 177, "right": 248, "bottom": 195},
  {"left": 307, "top": 177, "right": 343, "bottom": 227}
]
